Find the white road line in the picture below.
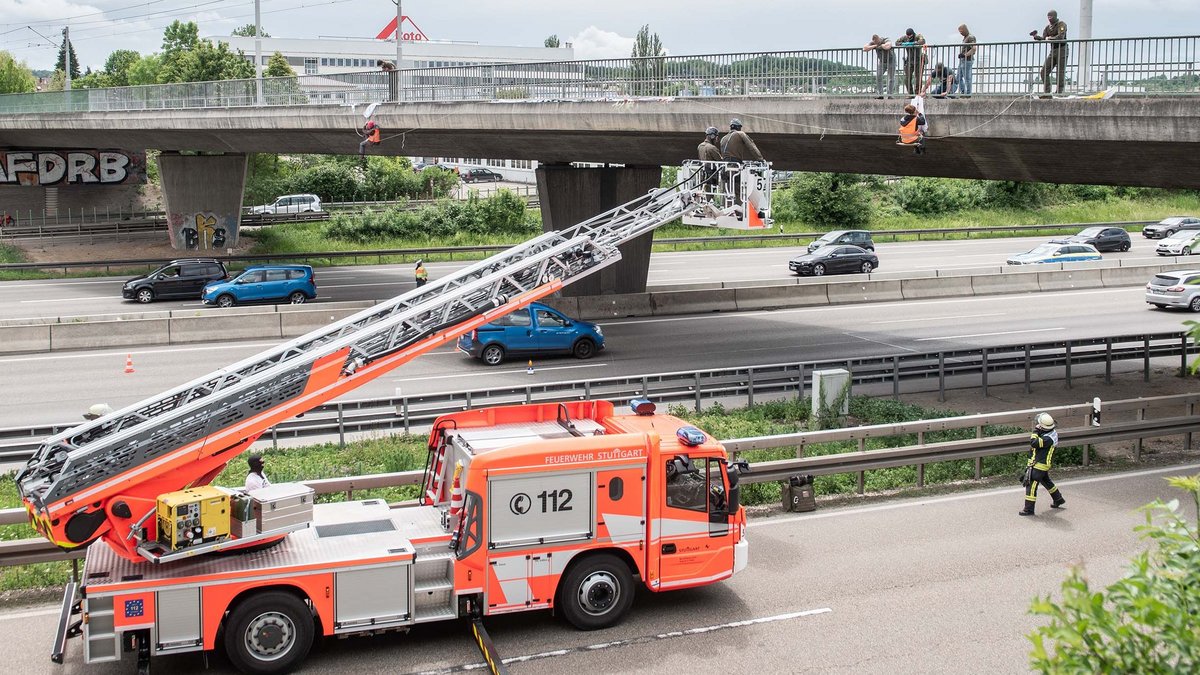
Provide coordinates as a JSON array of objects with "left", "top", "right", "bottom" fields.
[
  {"left": 0, "top": 606, "right": 61, "bottom": 621},
  {"left": 322, "top": 281, "right": 408, "bottom": 289},
  {"left": 872, "top": 313, "right": 1005, "bottom": 325},
  {"left": 392, "top": 362, "right": 610, "bottom": 383},
  {"left": 0, "top": 279, "right": 122, "bottom": 289},
  {"left": 19, "top": 296, "right": 108, "bottom": 304},
  {"left": 842, "top": 333, "right": 918, "bottom": 353},
  {"left": 751, "top": 462, "right": 1200, "bottom": 529},
  {"left": 915, "top": 327, "right": 1066, "bottom": 341},
  {"left": 0, "top": 341, "right": 283, "bottom": 364}
]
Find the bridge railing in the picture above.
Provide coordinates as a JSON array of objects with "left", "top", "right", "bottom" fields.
[{"left": 0, "top": 36, "right": 1195, "bottom": 115}]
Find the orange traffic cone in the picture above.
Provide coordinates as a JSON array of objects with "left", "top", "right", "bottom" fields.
[
  {"left": 448, "top": 461, "right": 464, "bottom": 519},
  {"left": 527, "top": 359, "right": 535, "bottom": 375},
  {"left": 124, "top": 354, "right": 135, "bottom": 374}
]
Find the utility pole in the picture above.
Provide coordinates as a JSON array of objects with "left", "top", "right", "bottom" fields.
[
  {"left": 395, "top": 0, "right": 404, "bottom": 101},
  {"left": 1078, "top": 0, "right": 1093, "bottom": 90},
  {"left": 255, "top": 0, "right": 263, "bottom": 104},
  {"left": 62, "top": 26, "right": 72, "bottom": 91}
]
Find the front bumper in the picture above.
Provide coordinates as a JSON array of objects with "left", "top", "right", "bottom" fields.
[{"left": 121, "top": 288, "right": 136, "bottom": 298}]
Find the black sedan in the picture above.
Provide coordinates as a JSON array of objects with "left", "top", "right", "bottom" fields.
[
  {"left": 1049, "top": 226, "right": 1131, "bottom": 252},
  {"left": 789, "top": 245, "right": 879, "bottom": 276}
]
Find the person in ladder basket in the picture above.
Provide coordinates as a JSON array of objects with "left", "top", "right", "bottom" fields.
[
  {"left": 698, "top": 126, "right": 724, "bottom": 190},
  {"left": 898, "top": 103, "right": 927, "bottom": 154},
  {"left": 359, "top": 120, "right": 382, "bottom": 163},
  {"left": 414, "top": 259, "right": 429, "bottom": 287},
  {"left": 1020, "top": 412, "right": 1066, "bottom": 516},
  {"left": 245, "top": 454, "right": 271, "bottom": 491}
]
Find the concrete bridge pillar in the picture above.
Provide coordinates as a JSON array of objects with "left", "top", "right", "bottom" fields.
[
  {"left": 157, "top": 152, "right": 247, "bottom": 251},
  {"left": 535, "top": 164, "right": 662, "bottom": 296}
]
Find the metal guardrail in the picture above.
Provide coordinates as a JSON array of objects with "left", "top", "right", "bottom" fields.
[
  {"left": 0, "top": 221, "right": 1153, "bottom": 273},
  {"left": 1, "top": 331, "right": 1193, "bottom": 462},
  {"left": 2, "top": 392, "right": 1196, "bottom": 566},
  {"left": 0, "top": 36, "right": 1195, "bottom": 115}
]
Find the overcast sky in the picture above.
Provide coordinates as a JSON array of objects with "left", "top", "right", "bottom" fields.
[{"left": 2, "top": 0, "right": 1197, "bottom": 71}]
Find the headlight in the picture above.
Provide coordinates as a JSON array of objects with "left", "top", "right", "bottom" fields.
[{"left": 594, "top": 326, "right": 603, "bottom": 337}]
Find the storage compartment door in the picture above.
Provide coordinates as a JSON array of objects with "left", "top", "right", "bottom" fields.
[
  {"left": 335, "top": 566, "right": 410, "bottom": 632},
  {"left": 156, "top": 588, "right": 202, "bottom": 652}
]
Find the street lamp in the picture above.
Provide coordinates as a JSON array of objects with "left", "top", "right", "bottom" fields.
[
  {"left": 391, "top": 0, "right": 404, "bottom": 101},
  {"left": 255, "top": 0, "right": 263, "bottom": 105},
  {"left": 1078, "top": 0, "right": 1093, "bottom": 90}
]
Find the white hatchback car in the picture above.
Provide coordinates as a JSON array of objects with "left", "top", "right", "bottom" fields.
[
  {"left": 250, "top": 194, "right": 323, "bottom": 215},
  {"left": 1154, "top": 230, "right": 1200, "bottom": 256},
  {"left": 1145, "top": 270, "right": 1200, "bottom": 312}
]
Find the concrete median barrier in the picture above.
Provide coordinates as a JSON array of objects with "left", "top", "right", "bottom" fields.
[
  {"left": 280, "top": 309, "right": 367, "bottom": 337},
  {"left": 901, "top": 277, "right": 970, "bottom": 299},
  {"left": 170, "top": 313, "right": 282, "bottom": 344},
  {"left": 646, "top": 281, "right": 726, "bottom": 292},
  {"left": 651, "top": 288, "right": 737, "bottom": 315},
  {"left": 51, "top": 319, "right": 169, "bottom": 350},
  {"left": 543, "top": 296, "right": 580, "bottom": 317},
  {"left": 734, "top": 283, "right": 829, "bottom": 310},
  {"left": 575, "top": 293, "right": 654, "bottom": 320},
  {"left": 0, "top": 324, "right": 51, "bottom": 354},
  {"left": 972, "top": 269, "right": 1041, "bottom": 295},
  {"left": 1102, "top": 266, "right": 1158, "bottom": 287},
  {"left": 1038, "top": 269, "right": 1105, "bottom": 291},
  {"left": 825, "top": 279, "right": 903, "bottom": 304}
]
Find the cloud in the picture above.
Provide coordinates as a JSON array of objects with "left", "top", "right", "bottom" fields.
[{"left": 568, "top": 26, "right": 635, "bottom": 60}]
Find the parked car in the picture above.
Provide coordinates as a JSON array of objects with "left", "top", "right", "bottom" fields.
[
  {"left": 1142, "top": 216, "right": 1200, "bottom": 239},
  {"left": 1154, "top": 230, "right": 1200, "bottom": 256},
  {"left": 202, "top": 265, "right": 316, "bottom": 308},
  {"left": 249, "top": 194, "right": 323, "bottom": 215},
  {"left": 457, "top": 302, "right": 604, "bottom": 366},
  {"left": 789, "top": 245, "right": 879, "bottom": 276},
  {"left": 1006, "top": 243, "right": 1102, "bottom": 265},
  {"left": 807, "top": 230, "right": 875, "bottom": 253},
  {"left": 122, "top": 258, "right": 228, "bottom": 304},
  {"left": 1145, "top": 270, "right": 1200, "bottom": 312},
  {"left": 462, "top": 168, "right": 504, "bottom": 183},
  {"left": 1050, "top": 226, "right": 1131, "bottom": 252}
]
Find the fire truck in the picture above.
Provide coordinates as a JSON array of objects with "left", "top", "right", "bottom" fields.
[{"left": 17, "top": 161, "right": 770, "bottom": 674}]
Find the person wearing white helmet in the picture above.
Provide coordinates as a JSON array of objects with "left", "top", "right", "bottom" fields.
[
  {"left": 82, "top": 403, "right": 114, "bottom": 420},
  {"left": 1020, "top": 412, "right": 1066, "bottom": 516}
]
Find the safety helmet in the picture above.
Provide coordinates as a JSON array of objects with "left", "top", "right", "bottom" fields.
[
  {"left": 83, "top": 403, "right": 113, "bottom": 420},
  {"left": 705, "top": 126, "right": 719, "bottom": 137},
  {"left": 415, "top": 259, "right": 423, "bottom": 268},
  {"left": 730, "top": 118, "right": 743, "bottom": 130},
  {"left": 1035, "top": 413, "right": 1056, "bottom": 431}
]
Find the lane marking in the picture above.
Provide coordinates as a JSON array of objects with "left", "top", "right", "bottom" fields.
[
  {"left": 0, "top": 341, "right": 282, "bottom": 364},
  {"left": 392, "top": 362, "right": 610, "bottom": 383},
  {"left": 19, "top": 296, "right": 111, "bottom": 304},
  {"left": 408, "top": 607, "right": 832, "bottom": 674},
  {"left": 842, "top": 332, "right": 918, "bottom": 353},
  {"left": 872, "top": 313, "right": 1005, "bottom": 325},
  {"left": 0, "top": 606, "right": 61, "bottom": 621},
  {"left": 915, "top": 327, "right": 1065, "bottom": 341},
  {"left": 751, "top": 462, "right": 1200, "bottom": 529}
]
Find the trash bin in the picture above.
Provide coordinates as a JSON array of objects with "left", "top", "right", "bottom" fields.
[{"left": 784, "top": 475, "right": 816, "bottom": 512}]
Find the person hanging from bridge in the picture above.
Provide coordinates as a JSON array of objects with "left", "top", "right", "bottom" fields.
[
  {"left": 1019, "top": 413, "right": 1066, "bottom": 516},
  {"left": 897, "top": 103, "right": 927, "bottom": 154},
  {"left": 359, "top": 120, "right": 382, "bottom": 165}
]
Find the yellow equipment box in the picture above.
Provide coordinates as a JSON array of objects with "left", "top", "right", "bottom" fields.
[{"left": 156, "top": 486, "right": 230, "bottom": 551}]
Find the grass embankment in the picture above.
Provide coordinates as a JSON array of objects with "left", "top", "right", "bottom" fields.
[{"left": 1, "top": 395, "right": 1082, "bottom": 592}]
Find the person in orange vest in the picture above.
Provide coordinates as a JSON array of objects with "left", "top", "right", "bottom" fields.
[
  {"left": 897, "top": 103, "right": 927, "bottom": 155},
  {"left": 414, "top": 259, "right": 428, "bottom": 287},
  {"left": 359, "top": 120, "right": 382, "bottom": 162}
]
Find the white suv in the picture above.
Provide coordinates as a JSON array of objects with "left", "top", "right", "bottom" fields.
[
  {"left": 1145, "top": 270, "right": 1200, "bottom": 312},
  {"left": 250, "top": 194, "right": 323, "bottom": 215}
]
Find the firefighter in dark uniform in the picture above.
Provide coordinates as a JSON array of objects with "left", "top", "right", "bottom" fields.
[
  {"left": 1020, "top": 412, "right": 1066, "bottom": 516},
  {"left": 698, "top": 126, "right": 724, "bottom": 190}
]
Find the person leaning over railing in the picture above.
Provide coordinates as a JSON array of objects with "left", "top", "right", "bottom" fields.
[
  {"left": 1032, "top": 9, "right": 1069, "bottom": 94},
  {"left": 863, "top": 34, "right": 896, "bottom": 99},
  {"left": 895, "top": 28, "right": 927, "bottom": 96}
]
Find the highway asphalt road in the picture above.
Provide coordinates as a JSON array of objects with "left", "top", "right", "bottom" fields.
[
  {"left": 3, "top": 462, "right": 1195, "bottom": 674},
  {"left": 0, "top": 284, "right": 1191, "bottom": 428},
  {"left": 0, "top": 234, "right": 1180, "bottom": 321}
]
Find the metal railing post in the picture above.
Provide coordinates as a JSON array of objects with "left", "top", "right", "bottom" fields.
[
  {"left": 403, "top": 398, "right": 410, "bottom": 434},
  {"left": 694, "top": 372, "right": 702, "bottom": 411},
  {"left": 1182, "top": 334, "right": 1189, "bottom": 378},
  {"left": 337, "top": 403, "right": 345, "bottom": 447},
  {"left": 1064, "top": 342, "right": 1072, "bottom": 389},
  {"left": 1135, "top": 407, "right": 1144, "bottom": 461},
  {"left": 917, "top": 463, "right": 925, "bottom": 488},
  {"left": 892, "top": 355, "right": 900, "bottom": 400},
  {"left": 981, "top": 348, "right": 988, "bottom": 397},
  {"left": 1105, "top": 337, "right": 1113, "bottom": 384},
  {"left": 938, "top": 352, "right": 945, "bottom": 402},
  {"left": 1144, "top": 336, "right": 1151, "bottom": 382},
  {"left": 747, "top": 367, "right": 755, "bottom": 406},
  {"left": 1024, "top": 344, "right": 1032, "bottom": 394}
]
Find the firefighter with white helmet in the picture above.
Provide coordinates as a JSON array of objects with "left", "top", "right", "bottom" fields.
[
  {"left": 1020, "top": 412, "right": 1066, "bottom": 516},
  {"left": 82, "top": 403, "right": 113, "bottom": 420}
]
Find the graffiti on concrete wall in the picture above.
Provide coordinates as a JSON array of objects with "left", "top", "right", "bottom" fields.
[
  {"left": 169, "top": 212, "right": 237, "bottom": 250},
  {"left": 0, "top": 150, "right": 147, "bottom": 186}
]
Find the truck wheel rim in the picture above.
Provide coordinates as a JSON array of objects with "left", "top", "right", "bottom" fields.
[
  {"left": 244, "top": 611, "right": 295, "bottom": 661},
  {"left": 578, "top": 572, "right": 619, "bottom": 616}
]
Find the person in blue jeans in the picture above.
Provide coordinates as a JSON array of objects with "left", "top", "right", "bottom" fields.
[{"left": 953, "top": 24, "right": 976, "bottom": 97}]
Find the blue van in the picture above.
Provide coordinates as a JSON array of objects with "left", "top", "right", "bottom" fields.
[
  {"left": 202, "top": 265, "right": 316, "bottom": 308},
  {"left": 457, "top": 302, "right": 604, "bottom": 366}
]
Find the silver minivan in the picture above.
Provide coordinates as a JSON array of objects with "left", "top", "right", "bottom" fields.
[{"left": 1145, "top": 270, "right": 1200, "bottom": 312}]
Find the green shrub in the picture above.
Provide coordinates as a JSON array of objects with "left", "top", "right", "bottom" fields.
[
  {"left": 983, "top": 180, "right": 1050, "bottom": 208},
  {"left": 790, "top": 172, "right": 872, "bottom": 228},
  {"left": 324, "top": 190, "right": 538, "bottom": 243},
  {"left": 893, "top": 177, "right": 985, "bottom": 215},
  {"left": 1060, "top": 184, "right": 1115, "bottom": 202}
]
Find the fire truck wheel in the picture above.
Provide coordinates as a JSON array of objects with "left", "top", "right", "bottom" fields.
[
  {"left": 558, "top": 553, "right": 634, "bottom": 630},
  {"left": 223, "top": 591, "right": 314, "bottom": 675}
]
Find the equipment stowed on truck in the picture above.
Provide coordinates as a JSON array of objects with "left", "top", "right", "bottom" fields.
[{"left": 18, "top": 160, "right": 770, "bottom": 675}]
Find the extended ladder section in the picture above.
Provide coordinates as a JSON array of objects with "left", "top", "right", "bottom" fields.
[{"left": 17, "top": 161, "right": 771, "bottom": 562}]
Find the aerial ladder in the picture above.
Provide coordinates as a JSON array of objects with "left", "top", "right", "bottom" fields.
[{"left": 17, "top": 160, "right": 772, "bottom": 564}]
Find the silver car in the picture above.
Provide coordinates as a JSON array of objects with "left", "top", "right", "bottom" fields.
[
  {"left": 1145, "top": 270, "right": 1200, "bottom": 312},
  {"left": 1142, "top": 216, "right": 1200, "bottom": 239},
  {"left": 250, "top": 194, "right": 323, "bottom": 215},
  {"left": 1154, "top": 230, "right": 1200, "bottom": 256}
]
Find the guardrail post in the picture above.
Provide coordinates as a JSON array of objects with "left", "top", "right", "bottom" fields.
[
  {"left": 747, "top": 367, "right": 755, "bottom": 406},
  {"left": 975, "top": 426, "right": 983, "bottom": 479},
  {"left": 980, "top": 348, "right": 988, "bottom": 397},
  {"left": 1064, "top": 342, "right": 1072, "bottom": 389},
  {"left": 938, "top": 352, "right": 946, "bottom": 402},
  {"left": 1187, "top": 402, "right": 1195, "bottom": 451},
  {"left": 1144, "top": 336, "right": 1151, "bottom": 382},
  {"left": 1135, "top": 407, "right": 1144, "bottom": 461},
  {"left": 337, "top": 403, "right": 345, "bottom": 447},
  {"left": 525, "top": 386, "right": 533, "bottom": 404},
  {"left": 1024, "top": 344, "right": 1032, "bottom": 394},
  {"left": 694, "top": 372, "right": 702, "bottom": 411},
  {"left": 403, "top": 398, "right": 410, "bottom": 434},
  {"left": 1182, "top": 334, "right": 1189, "bottom": 378},
  {"left": 271, "top": 426, "right": 278, "bottom": 449},
  {"left": 1105, "top": 338, "right": 1113, "bottom": 384},
  {"left": 917, "top": 463, "right": 925, "bottom": 488},
  {"left": 892, "top": 356, "right": 899, "bottom": 400},
  {"left": 857, "top": 471, "right": 865, "bottom": 495},
  {"left": 641, "top": 376, "right": 649, "bottom": 397}
]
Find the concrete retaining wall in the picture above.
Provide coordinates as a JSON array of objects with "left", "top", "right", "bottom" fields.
[{"left": 51, "top": 319, "right": 169, "bottom": 350}]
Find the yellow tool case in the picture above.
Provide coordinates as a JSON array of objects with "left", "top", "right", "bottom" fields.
[{"left": 156, "top": 486, "right": 230, "bottom": 551}]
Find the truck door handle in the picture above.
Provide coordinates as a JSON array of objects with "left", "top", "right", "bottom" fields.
[{"left": 662, "top": 543, "right": 676, "bottom": 554}]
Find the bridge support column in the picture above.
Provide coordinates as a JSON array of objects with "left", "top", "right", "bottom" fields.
[
  {"left": 157, "top": 152, "right": 247, "bottom": 251},
  {"left": 536, "top": 164, "right": 662, "bottom": 296}
]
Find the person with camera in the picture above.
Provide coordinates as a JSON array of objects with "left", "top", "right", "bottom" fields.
[{"left": 1032, "top": 9, "right": 1069, "bottom": 94}]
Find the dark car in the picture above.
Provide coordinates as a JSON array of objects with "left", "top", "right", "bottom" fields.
[
  {"left": 202, "top": 265, "right": 316, "bottom": 308},
  {"left": 462, "top": 168, "right": 503, "bottom": 183},
  {"left": 1142, "top": 216, "right": 1200, "bottom": 239},
  {"left": 789, "top": 245, "right": 879, "bottom": 276},
  {"left": 457, "top": 302, "right": 604, "bottom": 366},
  {"left": 1050, "top": 226, "right": 1131, "bottom": 252},
  {"left": 807, "top": 230, "right": 875, "bottom": 253},
  {"left": 122, "top": 258, "right": 228, "bottom": 304}
]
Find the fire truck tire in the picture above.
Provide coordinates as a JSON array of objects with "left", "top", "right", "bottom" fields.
[
  {"left": 557, "top": 553, "right": 634, "bottom": 630},
  {"left": 223, "top": 591, "right": 314, "bottom": 675}
]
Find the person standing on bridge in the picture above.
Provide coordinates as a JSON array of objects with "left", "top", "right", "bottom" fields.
[
  {"left": 952, "top": 24, "right": 977, "bottom": 97},
  {"left": 1020, "top": 413, "right": 1066, "bottom": 516},
  {"left": 863, "top": 34, "right": 895, "bottom": 99},
  {"left": 1032, "top": 9, "right": 1068, "bottom": 95},
  {"left": 895, "top": 28, "right": 926, "bottom": 96},
  {"left": 414, "top": 260, "right": 429, "bottom": 288}
]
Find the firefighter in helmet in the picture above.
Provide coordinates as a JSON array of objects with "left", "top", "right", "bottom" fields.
[{"left": 1020, "top": 412, "right": 1065, "bottom": 516}]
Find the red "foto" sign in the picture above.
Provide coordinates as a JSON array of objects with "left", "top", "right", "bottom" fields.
[{"left": 376, "top": 16, "right": 429, "bottom": 41}]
